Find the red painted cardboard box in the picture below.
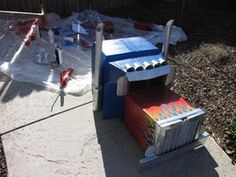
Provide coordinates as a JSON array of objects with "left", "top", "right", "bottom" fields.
[{"left": 125, "top": 87, "right": 196, "bottom": 152}]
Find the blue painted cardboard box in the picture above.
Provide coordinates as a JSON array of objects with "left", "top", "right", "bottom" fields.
[{"left": 92, "top": 37, "right": 174, "bottom": 119}]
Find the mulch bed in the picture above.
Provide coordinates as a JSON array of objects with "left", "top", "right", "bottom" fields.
[
  {"left": 0, "top": 137, "right": 7, "bottom": 177},
  {"left": 169, "top": 43, "right": 236, "bottom": 163}
]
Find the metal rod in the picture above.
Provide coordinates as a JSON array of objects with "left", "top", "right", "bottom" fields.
[
  {"left": 0, "top": 10, "right": 44, "bottom": 16},
  {"left": 0, "top": 1, "right": 45, "bottom": 16}
]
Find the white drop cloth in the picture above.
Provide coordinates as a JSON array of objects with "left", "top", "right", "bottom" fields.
[{"left": 0, "top": 11, "right": 187, "bottom": 96}]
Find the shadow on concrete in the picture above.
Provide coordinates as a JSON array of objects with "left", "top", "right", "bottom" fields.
[
  {"left": 0, "top": 72, "right": 43, "bottom": 103},
  {"left": 93, "top": 112, "right": 219, "bottom": 177},
  {"left": 0, "top": 74, "right": 11, "bottom": 97}
]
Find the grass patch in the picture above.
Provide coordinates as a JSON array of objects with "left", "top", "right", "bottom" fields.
[
  {"left": 175, "top": 43, "right": 230, "bottom": 65},
  {"left": 198, "top": 44, "right": 229, "bottom": 62}
]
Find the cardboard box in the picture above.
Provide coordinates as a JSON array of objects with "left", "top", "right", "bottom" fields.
[{"left": 125, "top": 87, "right": 204, "bottom": 154}]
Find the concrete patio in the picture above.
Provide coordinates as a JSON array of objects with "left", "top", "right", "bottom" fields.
[{"left": 0, "top": 73, "right": 235, "bottom": 177}]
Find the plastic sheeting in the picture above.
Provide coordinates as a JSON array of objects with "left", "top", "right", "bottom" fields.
[{"left": 0, "top": 11, "right": 187, "bottom": 96}]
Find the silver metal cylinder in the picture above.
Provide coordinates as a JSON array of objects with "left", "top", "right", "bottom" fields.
[
  {"left": 124, "top": 64, "right": 135, "bottom": 72},
  {"left": 151, "top": 60, "right": 161, "bottom": 68},
  {"left": 134, "top": 63, "right": 144, "bottom": 71},
  {"left": 93, "top": 23, "right": 104, "bottom": 111},
  {"left": 159, "top": 58, "right": 168, "bottom": 65},
  {"left": 143, "top": 61, "right": 154, "bottom": 70},
  {"left": 58, "top": 48, "right": 63, "bottom": 64}
]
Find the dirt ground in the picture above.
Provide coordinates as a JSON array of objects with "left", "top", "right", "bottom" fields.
[{"left": 0, "top": 1, "right": 235, "bottom": 176}]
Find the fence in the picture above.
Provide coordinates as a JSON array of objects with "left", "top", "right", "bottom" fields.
[{"left": 0, "top": 0, "right": 135, "bottom": 16}]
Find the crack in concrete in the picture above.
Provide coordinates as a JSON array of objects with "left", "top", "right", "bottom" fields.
[
  {"left": 27, "top": 153, "right": 69, "bottom": 164},
  {"left": 10, "top": 135, "right": 69, "bottom": 164}
]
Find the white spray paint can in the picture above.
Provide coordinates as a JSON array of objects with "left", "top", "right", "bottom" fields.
[
  {"left": 55, "top": 45, "right": 63, "bottom": 65},
  {"left": 48, "top": 29, "right": 54, "bottom": 43},
  {"left": 58, "top": 48, "right": 63, "bottom": 64},
  {"left": 35, "top": 24, "right": 41, "bottom": 38}
]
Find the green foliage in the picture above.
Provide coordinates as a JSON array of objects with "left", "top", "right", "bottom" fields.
[
  {"left": 224, "top": 113, "right": 236, "bottom": 163},
  {"left": 225, "top": 114, "right": 236, "bottom": 138}
]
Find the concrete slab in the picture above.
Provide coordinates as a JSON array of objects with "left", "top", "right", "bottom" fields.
[
  {"left": 2, "top": 103, "right": 106, "bottom": 177},
  {"left": 1, "top": 80, "right": 236, "bottom": 177},
  {"left": 0, "top": 78, "right": 92, "bottom": 135}
]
